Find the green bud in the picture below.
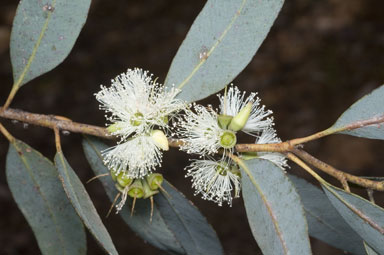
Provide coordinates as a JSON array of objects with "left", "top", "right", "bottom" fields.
[
  {"left": 128, "top": 179, "right": 145, "bottom": 198},
  {"left": 142, "top": 179, "right": 159, "bottom": 199},
  {"left": 217, "top": 114, "right": 233, "bottom": 129},
  {"left": 150, "top": 129, "right": 169, "bottom": 151},
  {"left": 219, "top": 130, "right": 237, "bottom": 149},
  {"left": 107, "top": 123, "right": 121, "bottom": 134},
  {"left": 117, "top": 173, "right": 133, "bottom": 187},
  {"left": 146, "top": 173, "right": 164, "bottom": 190},
  {"left": 228, "top": 102, "right": 252, "bottom": 131}
]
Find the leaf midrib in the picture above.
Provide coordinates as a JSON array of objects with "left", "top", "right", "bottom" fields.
[
  {"left": 175, "top": 0, "right": 247, "bottom": 90},
  {"left": 239, "top": 159, "right": 289, "bottom": 254}
]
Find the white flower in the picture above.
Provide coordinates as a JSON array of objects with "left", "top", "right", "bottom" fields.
[
  {"left": 102, "top": 135, "right": 163, "bottom": 178},
  {"left": 219, "top": 85, "right": 274, "bottom": 135},
  {"left": 96, "top": 68, "right": 185, "bottom": 140},
  {"left": 185, "top": 157, "right": 241, "bottom": 206},
  {"left": 256, "top": 128, "right": 288, "bottom": 170},
  {"left": 178, "top": 104, "right": 225, "bottom": 155},
  {"left": 95, "top": 68, "right": 185, "bottom": 178}
]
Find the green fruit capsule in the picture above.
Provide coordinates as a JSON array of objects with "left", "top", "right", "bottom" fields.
[
  {"left": 142, "top": 179, "right": 159, "bottom": 199},
  {"left": 128, "top": 180, "right": 144, "bottom": 198},
  {"left": 146, "top": 173, "right": 164, "bottom": 190},
  {"left": 117, "top": 173, "right": 133, "bottom": 187}
]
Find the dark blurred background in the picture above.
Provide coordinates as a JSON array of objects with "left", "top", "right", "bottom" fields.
[{"left": 1, "top": 0, "right": 384, "bottom": 254}]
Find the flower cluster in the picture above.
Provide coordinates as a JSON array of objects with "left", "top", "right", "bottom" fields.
[
  {"left": 96, "top": 68, "right": 185, "bottom": 179},
  {"left": 178, "top": 86, "right": 287, "bottom": 206},
  {"left": 96, "top": 69, "right": 287, "bottom": 209}
]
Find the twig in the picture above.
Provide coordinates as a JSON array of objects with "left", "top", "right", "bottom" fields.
[
  {"left": 235, "top": 142, "right": 292, "bottom": 153},
  {"left": 293, "top": 148, "right": 384, "bottom": 191},
  {"left": 0, "top": 107, "right": 111, "bottom": 139},
  {"left": 285, "top": 153, "right": 326, "bottom": 184}
]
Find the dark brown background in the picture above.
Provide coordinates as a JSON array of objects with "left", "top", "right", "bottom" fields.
[{"left": 1, "top": 0, "right": 384, "bottom": 254}]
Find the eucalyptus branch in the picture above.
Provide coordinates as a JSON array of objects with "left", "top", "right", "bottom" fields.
[
  {"left": 1, "top": 106, "right": 384, "bottom": 192},
  {"left": 292, "top": 148, "right": 384, "bottom": 191}
]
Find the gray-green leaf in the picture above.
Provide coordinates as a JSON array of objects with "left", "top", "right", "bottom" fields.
[
  {"left": 289, "top": 175, "right": 364, "bottom": 254},
  {"left": 10, "top": 0, "right": 91, "bottom": 88},
  {"left": 155, "top": 181, "right": 223, "bottom": 255},
  {"left": 331, "top": 85, "right": 384, "bottom": 140},
  {"left": 82, "top": 136, "right": 223, "bottom": 255},
  {"left": 165, "top": 0, "right": 284, "bottom": 102},
  {"left": 322, "top": 183, "right": 384, "bottom": 254},
  {"left": 6, "top": 139, "right": 86, "bottom": 255},
  {"left": 364, "top": 242, "right": 379, "bottom": 255},
  {"left": 54, "top": 152, "right": 118, "bottom": 255},
  {"left": 241, "top": 159, "right": 311, "bottom": 255}
]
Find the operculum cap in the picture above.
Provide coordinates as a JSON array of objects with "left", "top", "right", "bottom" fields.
[
  {"left": 150, "top": 129, "right": 169, "bottom": 151},
  {"left": 228, "top": 102, "right": 252, "bottom": 131}
]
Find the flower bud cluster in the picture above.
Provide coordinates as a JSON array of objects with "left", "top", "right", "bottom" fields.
[{"left": 111, "top": 171, "right": 164, "bottom": 212}]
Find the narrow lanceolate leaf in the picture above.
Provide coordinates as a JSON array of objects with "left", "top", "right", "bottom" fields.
[
  {"left": 155, "top": 181, "right": 223, "bottom": 255},
  {"left": 82, "top": 136, "right": 223, "bottom": 255},
  {"left": 6, "top": 139, "right": 86, "bottom": 255},
  {"left": 288, "top": 175, "right": 364, "bottom": 255},
  {"left": 322, "top": 183, "right": 384, "bottom": 254},
  {"left": 331, "top": 85, "right": 384, "bottom": 140},
  {"left": 165, "top": 0, "right": 284, "bottom": 102},
  {"left": 240, "top": 159, "right": 311, "bottom": 255},
  {"left": 10, "top": 0, "right": 91, "bottom": 88},
  {"left": 364, "top": 242, "right": 379, "bottom": 255},
  {"left": 54, "top": 152, "right": 118, "bottom": 255}
]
